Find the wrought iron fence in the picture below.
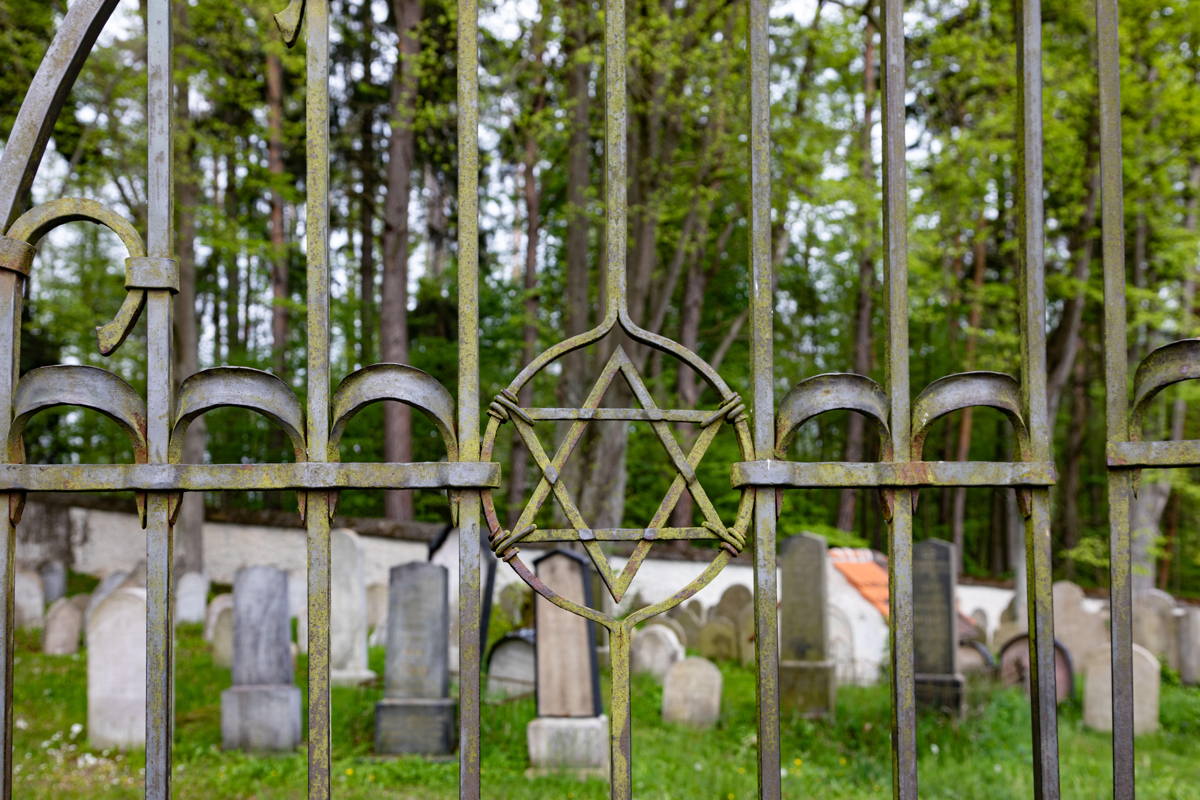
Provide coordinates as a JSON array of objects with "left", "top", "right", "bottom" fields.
[{"left": 0, "top": 0, "right": 1160, "bottom": 798}]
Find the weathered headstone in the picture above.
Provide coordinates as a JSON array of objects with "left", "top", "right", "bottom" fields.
[
  {"left": 649, "top": 615, "right": 688, "bottom": 649},
  {"left": 87, "top": 587, "right": 146, "bottom": 749},
  {"left": 913, "top": 539, "right": 963, "bottom": 715},
  {"left": 662, "top": 657, "right": 722, "bottom": 729},
  {"left": 175, "top": 572, "right": 209, "bottom": 625},
  {"left": 527, "top": 550, "right": 604, "bottom": 774},
  {"left": 212, "top": 605, "right": 234, "bottom": 669},
  {"left": 287, "top": 568, "right": 307, "bottom": 653},
  {"left": 714, "top": 584, "right": 752, "bottom": 626},
  {"left": 376, "top": 562, "right": 456, "bottom": 755},
  {"left": 43, "top": 596, "right": 83, "bottom": 655},
  {"left": 778, "top": 532, "right": 835, "bottom": 718},
  {"left": 1133, "top": 589, "right": 1179, "bottom": 672},
  {"left": 631, "top": 624, "right": 684, "bottom": 683},
  {"left": 14, "top": 570, "right": 44, "bottom": 629},
  {"left": 997, "top": 634, "right": 1073, "bottom": 704},
  {"left": 735, "top": 604, "right": 756, "bottom": 666},
  {"left": 668, "top": 603, "right": 702, "bottom": 648},
  {"left": 204, "top": 593, "right": 232, "bottom": 642},
  {"left": 1083, "top": 643, "right": 1159, "bottom": 735},
  {"left": 39, "top": 560, "right": 66, "bottom": 605},
  {"left": 498, "top": 582, "right": 532, "bottom": 627},
  {"left": 486, "top": 633, "right": 535, "bottom": 698},
  {"left": 1053, "top": 581, "right": 1108, "bottom": 667},
  {"left": 87, "top": 570, "right": 129, "bottom": 620},
  {"left": 1179, "top": 606, "right": 1200, "bottom": 686},
  {"left": 331, "top": 528, "right": 375, "bottom": 686},
  {"left": 221, "top": 566, "right": 300, "bottom": 751},
  {"left": 117, "top": 560, "right": 147, "bottom": 590},
  {"left": 698, "top": 616, "right": 738, "bottom": 662},
  {"left": 367, "top": 582, "right": 388, "bottom": 632}
]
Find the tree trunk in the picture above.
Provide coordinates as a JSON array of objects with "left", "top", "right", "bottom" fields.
[
  {"left": 381, "top": 0, "right": 422, "bottom": 521},
  {"left": 358, "top": 0, "right": 377, "bottom": 367},
  {"left": 560, "top": 0, "right": 592, "bottom": 409},
  {"left": 172, "top": 4, "right": 204, "bottom": 572},
  {"left": 836, "top": 11, "right": 877, "bottom": 533}
]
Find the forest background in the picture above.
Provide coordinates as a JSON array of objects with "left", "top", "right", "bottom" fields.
[{"left": 1, "top": 0, "right": 1198, "bottom": 597}]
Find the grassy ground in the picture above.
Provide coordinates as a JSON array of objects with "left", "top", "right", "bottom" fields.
[{"left": 12, "top": 623, "right": 1200, "bottom": 799}]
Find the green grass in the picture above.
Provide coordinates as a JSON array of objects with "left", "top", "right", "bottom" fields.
[{"left": 12, "top": 623, "right": 1200, "bottom": 798}]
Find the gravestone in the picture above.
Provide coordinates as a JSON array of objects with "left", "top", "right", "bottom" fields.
[
  {"left": 1083, "top": 643, "right": 1159, "bottom": 735},
  {"left": 1052, "top": 581, "right": 1108, "bottom": 666},
  {"left": 486, "top": 633, "right": 535, "bottom": 698},
  {"left": 498, "top": 582, "right": 532, "bottom": 627},
  {"left": 698, "top": 616, "right": 738, "bottom": 662},
  {"left": 668, "top": 604, "right": 702, "bottom": 649},
  {"left": 527, "top": 550, "right": 604, "bottom": 774},
  {"left": 367, "top": 582, "right": 388, "bottom": 632},
  {"left": 735, "top": 604, "right": 756, "bottom": 666},
  {"left": 87, "top": 587, "right": 146, "bottom": 749},
  {"left": 221, "top": 566, "right": 300, "bottom": 751},
  {"left": 913, "top": 539, "right": 963, "bottom": 715},
  {"left": 39, "top": 560, "right": 66, "bottom": 605},
  {"left": 714, "top": 584, "right": 752, "bottom": 629},
  {"left": 376, "top": 563, "right": 456, "bottom": 755},
  {"left": 1133, "top": 589, "right": 1179, "bottom": 672},
  {"left": 331, "top": 528, "right": 375, "bottom": 686},
  {"left": 631, "top": 624, "right": 684, "bottom": 683},
  {"left": 14, "top": 570, "right": 44, "bottom": 629},
  {"left": 212, "top": 604, "right": 234, "bottom": 669},
  {"left": 287, "top": 568, "right": 307, "bottom": 653},
  {"left": 204, "top": 593, "right": 233, "bottom": 642},
  {"left": 175, "top": 572, "right": 209, "bottom": 625},
  {"left": 662, "top": 657, "right": 722, "bottom": 728},
  {"left": 118, "top": 561, "right": 147, "bottom": 590},
  {"left": 43, "top": 596, "right": 83, "bottom": 655},
  {"left": 87, "top": 570, "right": 129, "bottom": 620},
  {"left": 778, "top": 532, "right": 835, "bottom": 718},
  {"left": 996, "top": 634, "right": 1073, "bottom": 704},
  {"left": 649, "top": 615, "right": 688, "bottom": 649},
  {"left": 1179, "top": 607, "right": 1200, "bottom": 686}
]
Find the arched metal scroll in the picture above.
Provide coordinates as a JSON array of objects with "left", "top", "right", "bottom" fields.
[
  {"left": 7, "top": 365, "right": 148, "bottom": 464},
  {"left": 1130, "top": 338, "right": 1200, "bottom": 439},
  {"left": 775, "top": 372, "right": 891, "bottom": 459},
  {"left": 169, "top": 367, "right": 307, "bottom": 463},
  {"left": 329, "top": 364, "right": 457, "bottom": 461},
  {"left": 910, "top": 371, "right": 1031, "bottom": 461}
]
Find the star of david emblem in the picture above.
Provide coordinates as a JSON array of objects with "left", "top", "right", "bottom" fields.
[{"left": 486, "top": 346, "right": 747, "bottom": 603}]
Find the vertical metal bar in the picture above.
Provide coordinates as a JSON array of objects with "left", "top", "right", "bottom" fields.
[
  {"left": 1014, "top": 1, "right": 1060, "bottom": 797},
  {"left": 602, "top": 0, "right": 627, "bottom": 321},
  {"left": 144, "top": 1, "right": 174, "bottom": 796},
  {"left": 748, "top": 0, "right": 779, "bottom": 794},
  {"left": 608, "top": 625, "right": 633, "bottom": 800},
  {"left": 880, "top": 1, "right": 916, "bottom": 798},
  {"left": 456, "top": 0, "right": 481, "bottom": 793},
  {"left": 0, "top": 272, "right": 19, "bottom": 800},
  {"left": 1096, "top": 0, "right": 1133, "bottom": 795},
  {"left": 304, "top": 0, "right": 332, "bottom": 797}
]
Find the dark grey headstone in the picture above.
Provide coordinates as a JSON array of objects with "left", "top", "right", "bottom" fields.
[
  {"left": 913, "top": 539, "right": 963, "bottom": 714},
  {"left": 779, "top": 533, "right": 835, "bottom": 718},
  {"left": 39, "top": 560, "right": 66, "bottom": 605}
]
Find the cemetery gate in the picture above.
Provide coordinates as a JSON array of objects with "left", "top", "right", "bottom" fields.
[{"left": 0, "top": 0, "right": 1164, "bottom": 798}]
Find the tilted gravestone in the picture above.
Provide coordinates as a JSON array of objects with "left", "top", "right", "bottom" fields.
[
  {"left": 1133, "top": 589, "right": 1179, "bottom": 672},
  {"left": 631, "top": 624, "right": 684, "bottom": 683},
  {"left": 204, "top": 593, "right": 232, "bottom": 642},
  {"left": 662, "top": 657, "right": 722, "bottom": 729},
  {"left": 87, "top": 587, "right": 146, "bottom": 749},
  {"left": 485, "top": 633, "right": 535, "bottom": 698},
  {"left": 913, "top": 539, "right": 963, "bottom": 715},
  {"left": 43, "top": 596, "right": 83, "bottom": 655},
  {"left": 1083, "top": 643, "right": 1159, "bottom": 735},
  {"left": 39, "top": 560, "right": 66, "bottom": 605},
  {"left": 221, "top": 566, "right": 300, "bottom": 751},
  {"left": 527, "top": 550, "right": 605, "bottom": 773},
  {"left": 87, "top": 570, "right": 129, "bottom": 621},
  {"left": 212, "top": 604, "right": 234, "bottom": 669},
  {"left": 715, "top": 583, "right": 752, "bottom": 623},
  {"left": 376, "top": 562, "right": 456, "bottom": 755},
  {"left": 331, "top": 528, "right": 375, "bottom": 686},
  {"left": 175, "top": 571, "right": 209, "bottom": 625},
  {"left": 14, "top": 570, "right": 44, "bottom": 629},
  {"left": 778, "top": 532, "right": 835, "bottom": 718},
  {"left": 698, "top": 616, "right": 738, "bottom": 662}
]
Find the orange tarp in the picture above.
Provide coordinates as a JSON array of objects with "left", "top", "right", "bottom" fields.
[{"left": 833, "top": 560, "right": 890, "bottom": 620}]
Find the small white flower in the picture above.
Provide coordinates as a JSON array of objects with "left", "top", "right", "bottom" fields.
[
  {"left": 69, "top": 723, "right": 83, "bottom": 739},
  {"left": 930, "top": 743, "right": 940, "bottom": 755},
  {"left": 14, "top": 718, "right": 27, "bottom": 731},
  {"left": 693, "top": 761, "right": 704, "bottom": 772},
  {"left": 994, "top": 764, "right": 1002, "bottom": 774},
  {"left": 780, "top": 768, "right": 789, "bottom": 778}
]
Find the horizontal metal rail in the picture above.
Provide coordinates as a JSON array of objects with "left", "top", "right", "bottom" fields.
[
  {"left": 1106, "top": 440, "right": 1200, "bottom": 468},
  {"left": 732, "top": 460, "right": 1057, "bottom": 488},
  {"left": 0, "top": 461, "right": 498, "bottom": 492}
]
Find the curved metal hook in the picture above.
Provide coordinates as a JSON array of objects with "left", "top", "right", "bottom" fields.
[
  {"left": 775, "top": 373, "right": 892, "bottom": 459},
  {"left": 8, "top": 365, "right": 148, "bottom": 464},
  {"left": 169, "top": 367, "right": 306, "bottom": 464},
  {"left": 5, "top": 198, "right": 148, "bottom": 355},
  {"left": 1131, "top": 338, "right": 1200, "bottom": 440},
  {"left": 911, "top": 371, "right": 1029, "bottom": 460},
  {"left": 329, "top": 363, "right": 457, "bottom": 462}
]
